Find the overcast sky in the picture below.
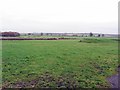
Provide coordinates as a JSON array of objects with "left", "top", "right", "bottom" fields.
[{"left": 0, "top": 0, "right": 119, "bottom": 34}]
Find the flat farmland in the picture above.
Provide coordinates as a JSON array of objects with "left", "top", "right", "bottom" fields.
[{"left": 2, "top": 38, "right": 119, "bottom": 88}]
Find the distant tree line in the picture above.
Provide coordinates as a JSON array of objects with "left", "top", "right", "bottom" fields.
[
  {"left": 1, "top": 32, "right": 20, "bottom": 37},
  {"left": 89, "top": 32, "right": 104, "bottom": 37},
  {"left": 0, "top": 31, "right": 105, "bottom": 37}
]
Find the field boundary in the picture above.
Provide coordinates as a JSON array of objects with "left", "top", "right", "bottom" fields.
[{"left": 0, "top": 37, "right": 76, "bottom": 40}]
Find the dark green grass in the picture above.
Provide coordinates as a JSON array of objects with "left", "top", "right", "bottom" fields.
[{"left": 2, "top": 38, "right": 118, "bottom": 88}]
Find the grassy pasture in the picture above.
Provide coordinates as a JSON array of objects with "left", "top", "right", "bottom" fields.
[{"left": 2, "top": 38, "right": 118, "bottom": 88}]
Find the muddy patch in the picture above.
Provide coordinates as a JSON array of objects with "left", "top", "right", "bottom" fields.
[{"left": 107, "top": 66, "right": 120, "bottom": 88}]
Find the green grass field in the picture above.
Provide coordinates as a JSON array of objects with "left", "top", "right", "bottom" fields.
[{"left": 2, "top": 38, "right": 119, "bottom": 88}]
